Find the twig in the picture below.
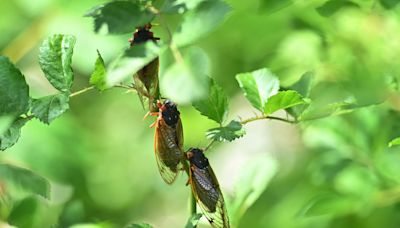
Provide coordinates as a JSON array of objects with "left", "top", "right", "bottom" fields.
[
  {"left": 240, "top": 115, "right": 297, "bottom": 125},
  {"left": 69, "top": 86, "right": 95, "bottom": 97}
]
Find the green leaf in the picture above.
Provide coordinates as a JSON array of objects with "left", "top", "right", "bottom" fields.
[
  {"left": 259, "top": 0, "right": 293, "bottom": 13},
  {"left": 85, "top": 1, "right": 155, "bottom": 34},
  {"left": 173, "top": 0, "right": 231, "bottom": 47},
  {"left": 206, "top": 120, "right": 245, "bottom": 142},
  {"left": 0, "top": 115, "right": 14, "bottom": 135},
  {"left": 0, "top": 117, "right": 29, "bottom": 151},
  {"left": 264, "top": 90, "right": 305, "bottom": 115},
  {"left": 229, "top": 154, "right": 278, "bottom": 226},
  {"left": 290, "top": 71, "right": 313, "bottom": 98},
  {"left": 0, "top": 56, "right": 29, "bottom": 116},
  {"left": 184, "top": 213, "right": 202, "bottom": 228},
  {"left": 126, "top": 223, "right": 153, "bottom": 228},
  {"left": 0, "top": 163, "right": 50, "bottom": 198},
  {"left": 379, "top": 0, "right": 400, "bottom": 9},
  {"left": 161, "top": 47, "right": 209, "bottom": 104},
  {"left": 106, "top": 42, "right": 161, "bottom": 87},
  {"left": 31, "top": 94, "right": 69, "bottom": 124},
  {"left": 38, "top": 34, "right": 76, "bottom": 93},
  {"left": 90, "top": 50, "right": 107, "bottom": 91},
  {"left": 236, "top": 68, "right": 279, "bottom": 112},
  {"left": 161, "top": 0, "right": 205, "bottom": 13},
  {"left": 192, "top": 78, "right": 228, "bottom": 124},
  {"left": 316, "top": 0, "right": 359, "bottom": 17},
  {"left": 389, "top": 137, "right": 400, "bottom": 147}
]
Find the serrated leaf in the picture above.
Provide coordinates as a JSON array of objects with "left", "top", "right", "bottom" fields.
[
  {"left": 0, "top": 117, "right": 29, "bottom": 151},
  {"left": 379, "top": 0, "right": 400, "bottom": 9},
  {"left": 161, "top": 47, "right": 209, "bottom": 104},
  {"left": 31, "top": 94, "right": 69, "bottom": 124},
  {"left": 206, "top": 120, "right": 245, "bottom": 142},
  {"left": 0, "top": 56, "right": 29, "bottom": 116},
  {"left": 192, "top": 78, "right": 228, "bottom": 124},
  {"left": 185, "top": 213, "right": 202, "bottom": 228},
  {"left": 173, "top": 0, "right": 231, "bottom": 47},
  {"left": 264, "top": 90, "right": 305, "bottom": 115},
  {"left": 90, "top": 50, "right": 107, "bottom": 91},
  {"left": 229, "top": 154, "right": 278, "bottom": 226},
  {"left": 236, "top": 68, "right": 279, "bottom": 112},
  {"left": 106, "top": 42, "right": 161, "bottom": 87},
  {"left": 85, "top": 1, "right": 155, "bottom": 34},
  {"left": 389, "top": 137, "right": 400, "bottom": 147},
  {"left": 0, "top": 163, "right": 50, "bottom": 198},
  {"left": 38, "top": 34, "right": 76, "bottom": 93},
  {"left": 126, "top": 223, "right": 153, "bottom": 228}
]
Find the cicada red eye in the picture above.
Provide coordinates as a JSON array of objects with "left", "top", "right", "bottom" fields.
[
  {"left": 187, "top": 148, "right": 230, "bottom": 228},
  {"left": 152, "top": 100, "right": 185, "bottom": 184},
  {"left": 130, "top": 23, "right": 161, "bottom": 112}
]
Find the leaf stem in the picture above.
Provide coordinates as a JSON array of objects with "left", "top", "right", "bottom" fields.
[
  {"left": 240, "top": 115, "right": 297, "bottom": 125},
  {"left": 69, "top": 86, "right": 95, "bottom": 97}
]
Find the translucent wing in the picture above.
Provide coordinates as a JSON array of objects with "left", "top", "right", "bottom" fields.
[
  {"left": 154, "top": 118, "right": 184, "bottom": 184},
  {"left": 190, "top": 165, "right": 230, "bottom": 228}
]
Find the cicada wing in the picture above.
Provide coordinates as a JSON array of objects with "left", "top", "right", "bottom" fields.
[
  {"left": 133, "top": 74, "right": 146, "bottom": 110},
  {"left": 176, "top": 118, "right": 184, "bottom": 149},
  {"left": 154, "top": 119, "right": 184, "bottom": 184},
  {"left": 190, "top": 166, "right": 230, "bottom": 228}
]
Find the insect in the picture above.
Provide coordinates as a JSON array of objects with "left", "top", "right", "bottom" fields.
[
  {"left": 187, "top": 148, "right": 230, "bottom": 228},
  {"left": 150, "top": 100, "right": 185, "bottom": 184},
  {"left": 129, "top": 23, "right": 160, "bottom": 112}
]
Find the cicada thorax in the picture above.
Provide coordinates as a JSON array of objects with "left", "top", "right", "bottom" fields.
[
  {"left": 187, "top": 148, "right": 230, "bottom": 228},
  {"left": 130, "top": 23, "right": 160, "bottom": 112},
  {"left": 154, "top": 100, "right": 185, "bottom": 184}
]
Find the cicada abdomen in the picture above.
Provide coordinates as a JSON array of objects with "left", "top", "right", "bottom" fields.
[
  {"left": 152, "top": 100, "right": 185, "bottom": 184},
  {"left": 129, "top": 23, "right": 160, "bottom": 112},
  {"left": 187, "top": 148, "right": 230, "bottom": 228}
]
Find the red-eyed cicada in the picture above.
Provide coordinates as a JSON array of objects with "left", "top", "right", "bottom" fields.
[
  {"left": 129, "top": 23, "right": 160, "bottom": 112},
  {"left": 187, "top": 148, "right": 230, "bottom": 228},
  {"left": 151, "top": 100, "right": 185, "bottom": 184}
]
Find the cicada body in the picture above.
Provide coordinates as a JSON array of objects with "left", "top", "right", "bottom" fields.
[
  {"left": 153, "top": 100, "right": 185, "bottom": 184},
  {"left": 129, "top": 23, "right": 160, "bottom": 112},
  {"left": 187, "top": 148, "right": 230, "bottom": 228}
]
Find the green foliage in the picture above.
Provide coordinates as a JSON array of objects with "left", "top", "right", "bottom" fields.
[
  {"left": 126, "top": 223, "right": 153, "bottom": 228},
  {"left": 107, "top": 42, "right": 161, "bottom": 86},
  {"left": 192, "top": 78, "right": 228, "bottom": 124},
  {"left": 316, "top": 0, "right": 359, "bottom": 17},
  {"left": 0, "top": 56, "right": 29, "bottom": 116},
  {"left": 236, "top": 68, "right": 279, "bottom": 112},
  {"left": 38, "top": 34, "right": 76, "bottom": 93},
  {"left": 173, "top": 0, "right": 231, "bottom": 47},
  {"left": 388, "top": 137, "right": 400, "bottom": 147},
  {"left": 379, "top": 0, "right": 400, "bottom": 9},
  {"left": 264, "top": 90, "right": 305, "bottom": 115},
  {"left": 259, "top": 0, "right": 293, "bottom": 12},
  {"left": 31, "top": 94, "right": 70, "bottom": 124},
  {"left": 90, "top": 50, "right": 107, "bottom": 91},
  {"left": 184, "top": 213, "right": 202, "bottom": 228},
  {"left": 0, "top": 118, "right": 29, "bottom": 151},
  {"left": 161, "top": 47, "right": 209, "bottom": 104},
  {"left": 85, "top": 1, "right": 154, "bottom": 34},
  {"left": 0, "top": 163, "right": 50, "bottom": 198},
  {"left": 206, "top": 120, "right": 245, "bottom": 142},
  {"left": 228, "top": 154, "right": 278, "bottom": 226}
]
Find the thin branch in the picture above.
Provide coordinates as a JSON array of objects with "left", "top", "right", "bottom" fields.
[
  {"left": 69, "top": 86, "right": 95, "bottom": 98},
  {"left": 240, "top": 115, "right": 297, "bottom": 125}
]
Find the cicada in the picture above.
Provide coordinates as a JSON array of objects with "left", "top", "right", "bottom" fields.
[
  {"left": 187, "top": 148, "right": 230, "bottom": 228},
  {"left": 151, "top": 100, "right": 185, "bottom": 184},
  {"left": 129, "top": 23, "right": 160, "bottom": 112}
]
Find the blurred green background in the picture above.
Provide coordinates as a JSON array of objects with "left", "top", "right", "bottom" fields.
[{"left": 2, "top": 0, "right": 400, "bottom": 227}]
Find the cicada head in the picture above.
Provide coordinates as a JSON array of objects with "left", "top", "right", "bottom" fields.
[
  {"left": 159, "top": 100, "right": 180, "bottom": 127},
  {"left": 187, "top": 148, "right": 209, "bottom": 169}
]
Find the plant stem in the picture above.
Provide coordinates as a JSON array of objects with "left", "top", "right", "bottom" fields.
[
  {"left": 69, "top": 86, "right": 95, "bottom": 97},
  {"left": 240, "top": 115, "right": 297, "bottom": 125}
]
